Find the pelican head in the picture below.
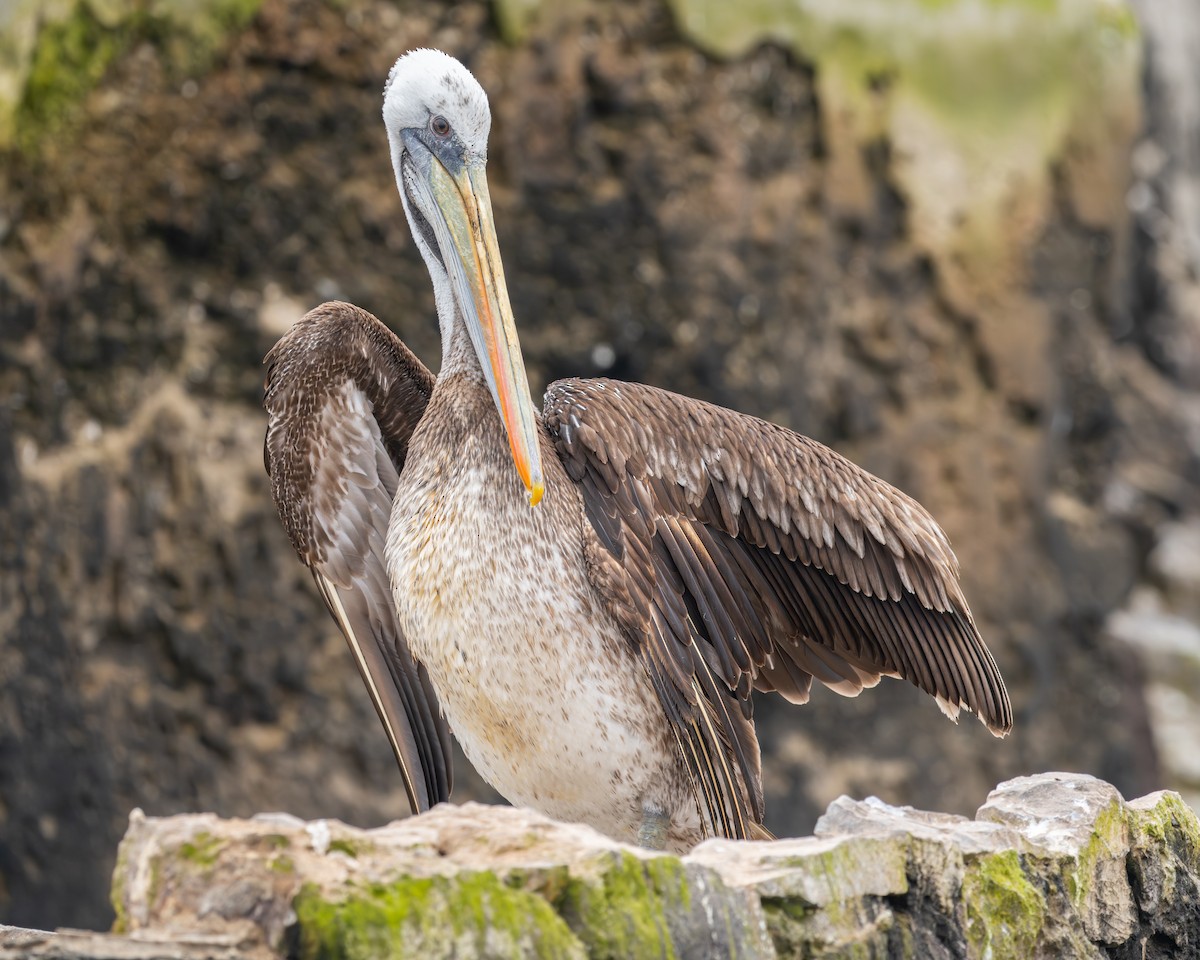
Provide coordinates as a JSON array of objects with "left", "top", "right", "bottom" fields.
[{"left": 383, "top": 49, "right": 543, "bottom": 506}]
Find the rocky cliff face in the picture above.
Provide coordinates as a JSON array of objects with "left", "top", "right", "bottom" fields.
[
  {"left": 2, "top": 773, "right": 1198, "bottom": 958},
  {"left": 1, "top": 0, "right": 1198, "bottom": 933}
]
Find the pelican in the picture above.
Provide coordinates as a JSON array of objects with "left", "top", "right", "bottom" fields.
[{"left": 264, "top": 48, "right": 1011, "bottom": 851}]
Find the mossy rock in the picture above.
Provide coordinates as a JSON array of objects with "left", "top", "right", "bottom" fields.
[
  {"left": 0, "top": 0, "right": 262, "bottom": 150},
  {"left": 664, "top": 0, "right": 1141, "bottom": 299},
  {"left": 961, "top": 849, "right": 1047, "bottom": 958},
  {"left": 294, "top": 873, "right": 586, "bottom": 960},
  {"left": 292, "top": 850, "right": 761, "bottom": 960},
  {"left": 91, "top": 783, "right": 1200, "bottom": 960}
]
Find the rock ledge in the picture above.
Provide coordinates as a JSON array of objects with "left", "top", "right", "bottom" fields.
[{"left": 1, "top": 773, "right": 1196, "bottom": 958}]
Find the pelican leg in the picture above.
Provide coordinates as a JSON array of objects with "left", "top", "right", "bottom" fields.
[{"left": 637, "top": 807, "right": 670, "bottom": 850}]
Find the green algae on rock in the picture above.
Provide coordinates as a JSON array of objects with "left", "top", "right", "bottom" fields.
[
  {"left": 552, "top": 852, "right": 687, "bottom": 959},
  {"left": 665, "top": 0, "right": 1141, "bottom": 306},
  {"left": 0, "top": 0, "right": 262, "bottom": 150},
  {"left": 294, "top": 875, "right": 585, "bottom": 960},
  {"left": 961, "top": 849, "right": 1047, "bottom": 958},
  {"left": 290, "top": 829, "right": 763, "bottom": 960},
  {"left": 177, "top": 830, "right": 225, "bottom": 868}
]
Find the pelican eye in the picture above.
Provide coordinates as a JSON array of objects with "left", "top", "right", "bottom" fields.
[{"left": 430, "top": 115, "right": 452, "bottom": 137}]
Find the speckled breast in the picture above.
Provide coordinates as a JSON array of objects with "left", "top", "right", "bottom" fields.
[{"left": 384, "top": 425, "right": 672, "bottom": 840}]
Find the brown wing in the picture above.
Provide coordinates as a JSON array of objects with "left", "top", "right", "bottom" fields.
[
  {"left": 544, "top": 378, "right": 1011, "bottom": 839},
  {"left": 264, "top": 301, "right": 452, "bottom": 813}
]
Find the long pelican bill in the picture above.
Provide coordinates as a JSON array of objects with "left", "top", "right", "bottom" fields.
[{"left": 423, "top": 152, "right": 544, "bottom": 506}]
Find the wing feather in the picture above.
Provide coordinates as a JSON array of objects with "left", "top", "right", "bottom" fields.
[
  {"left": 545, "top": 377, "right": 1011, "bottom": 841},
  {"left": 264, "top": 301, "right": 452, "bottom": 813}
]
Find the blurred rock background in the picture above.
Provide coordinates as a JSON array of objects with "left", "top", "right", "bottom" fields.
[{"left": 1, "top": 0, "right": 1198, "bottom": 934}]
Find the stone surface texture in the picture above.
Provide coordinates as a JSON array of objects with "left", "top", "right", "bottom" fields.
[
  {"left": 4, "top": 0, "right": 1200, "bottom": 935},
  {"left": 2, "top": 773, "right": 1198, "bottom": 959}
]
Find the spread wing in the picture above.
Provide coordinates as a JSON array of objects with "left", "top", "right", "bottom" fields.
[
  {"left": 264, "top": 301, "right": 452, "bottom": 813},
  {"left": 544, "top": 378, "right": 1011, "bottom": 839}
]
